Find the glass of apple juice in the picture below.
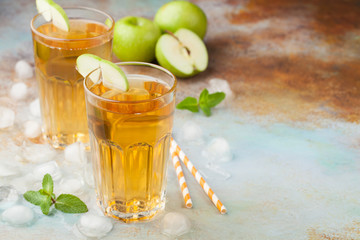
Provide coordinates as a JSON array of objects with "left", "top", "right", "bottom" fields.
[
  {"left": 30, "top": 7, "right": 114, "bottom": 149},
  {"left": 84, "top": 62, "right": 177, "bottom": 222}
]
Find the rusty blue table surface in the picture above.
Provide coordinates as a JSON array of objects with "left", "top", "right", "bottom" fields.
[{"left": 1, "top": 0, "right": 360, "bottom": 239}]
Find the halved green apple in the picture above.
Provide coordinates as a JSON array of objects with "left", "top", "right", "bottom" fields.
[
  {"left": 36, "top": 0, "right": 70, "bottom": 32},
  {"left": 76, "top": 54, "right": 129, "bottom": 91},
  {"left": 155, "top": 28, "right": 208, "bottom": 78}
]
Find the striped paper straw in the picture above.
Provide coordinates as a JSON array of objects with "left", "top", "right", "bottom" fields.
[
  {"left": 171, "top": 151, "right": 193, "bottom": 208},
  {"left": 170, "top": 138, "right": 227, "bottom": 214}
]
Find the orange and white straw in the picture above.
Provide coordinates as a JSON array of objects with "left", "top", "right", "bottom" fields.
[
  {"left": 170, "top": 138, "right": 227, "bottom": 214},
  {"left": 171, "top": 151, "right": 193, "bottom": 208}
]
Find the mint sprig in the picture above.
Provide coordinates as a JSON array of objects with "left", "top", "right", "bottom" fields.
[
  {"left": 42, "top": 173, "right": 53, "bottom": 194},
  {"left": 23, "top": 174, "right": 88, "bottom": 215},
  {"left": 176, "top": 88, "right": 226, "bottom": 116},
  {"left": 55, "top": 194, "right": 88, "bottom": 213}
]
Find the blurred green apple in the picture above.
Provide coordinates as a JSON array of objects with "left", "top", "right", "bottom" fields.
[
  {"left": 154, "top": 1, "right": 207, "bottom": 38},
  {"left": 155, "top": 28, "right": 208, "bottom": 78},
  {"left": 113, "top": 16, "right": 161, "bottom": 62}
]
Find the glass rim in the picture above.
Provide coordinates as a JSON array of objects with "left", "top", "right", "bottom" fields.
[
  {"left": 30, "top": 6, "right": 115, "bottom": 42},
  {"left": 84, "top": 62, "right": 177, "bottom": 104}
]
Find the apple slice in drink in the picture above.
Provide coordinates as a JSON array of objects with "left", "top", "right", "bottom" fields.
[
  {"left": 36, "top": 0, "right": 70, "bottom": 32},
  {"left": 155, "top": 28, "right": 208, "bottom": 78},
  {"left": 100, "top": 60, "right": 129, "bottom": 91},
  {"left": 36, "top": 0, "right": 53, "bottom": 21},
  {"left": 76, "top": 54, "right": 129, "bottom": 92},
  {"left": 76, "top": 54, "right": 102, "bottom": 82}
]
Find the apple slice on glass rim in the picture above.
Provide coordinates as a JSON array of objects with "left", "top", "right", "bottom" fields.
[
  {"left": 36, "top": 0, "right": 70, "bottom": 31},
  {"left": 76, "top": 54, "right": 129, "bottom": 92},
  {"left": 155, "top": 28, "right": 208, "bottom": 78}
]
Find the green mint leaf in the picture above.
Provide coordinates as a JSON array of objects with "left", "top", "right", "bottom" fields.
[
  {"left": 177, "top": 89, "right": 226, "bottom": 117},
  {"left": 200, "top": 105, "right": 212, "bottom": 116},
  {"left": 39, "top": 189, "right": 56, "bottom": 199},
  {"left": 39, "top": 189, "right": 47, "bottom": 195},
  {"left": 207, "top": 92, "right": 226, "bottom": 108},
  {"left": 42, "top": 174, "right": 54, "bottom": 195},
  {"left": 199, "top": 89, "right": 212, "bottom": 116},
  {"left": 23, "top": 191, "right": 47, "bottom": 206},
  {"left": 55, "top": 194, "right": 88, "bottom": 214},
  {"left": 40, "top": 195, "right": 52, "bottom": 215},
  {"left": 176, "top": 97, "right": 199, "bottom": 113},
  {"left": 199, "top": 88, "right": 209, "bottom": 105}
]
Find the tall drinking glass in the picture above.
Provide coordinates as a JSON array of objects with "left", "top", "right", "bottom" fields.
[
  {"left": 31, "top": 7, "right": 114, "bottom": 149},
  {"left": 84, "top": 62, "right": 177, "bottom": 222}
]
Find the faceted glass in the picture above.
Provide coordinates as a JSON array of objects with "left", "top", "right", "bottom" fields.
[
  {"left": 84, "top": 62, "right": 177, "bottom": 222},
  {"left": 31, "top": 7, "right": 114, "bottom": 149}
]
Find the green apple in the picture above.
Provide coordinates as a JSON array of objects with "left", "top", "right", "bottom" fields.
[
  {"left": 36, "top": 0, "right": 70, "bottom": 31},
  {"left": 155, "top": 28, "right": 208, "bottom": 78},
  {"left": 113, "top": 16, "right": 161, "bottom": 62},
  {"left": 154, "top": 1, "right": 207, "bottom": 39}
]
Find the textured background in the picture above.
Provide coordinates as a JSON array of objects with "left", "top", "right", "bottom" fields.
[{"left": 1, "top": 0, "right": 360, "bottom": 239}]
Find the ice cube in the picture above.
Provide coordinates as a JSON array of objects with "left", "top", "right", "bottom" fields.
[
  {"left": 126, "top": 88, "right": 150, "bottom": 101},
  {"left": 33, "top": 161, "right": 62, "bottom": 181},
  {"left": 72, "top": 224, "right": 87, "bottom": 240},
  {"left": 1, "top": 205, "right": 34, "bottom": 226},
  {"left": 100, "top": 89, "right": 121, "bottom": 99},
  {"left": 15, "top": 60, "right": 33, "bottom": 79},
  {"left": 202, "top": 137, "right": 233, "bottom": 163},
  {"left": 23, "top": 143, "right": 56, "bottom": 163},
  {"left": 0, "top": 163, "right": 19, "bottom": 177},
  {"left": 207, "top": 78, "right": 234, "bottom": 105},
  {"left": 0, "top": 107, "right": 15, "bottom": 129},
  {"left": 161, "top": 212, "right": 191, "bottom": 237},
  {"left": 75, "top": 212, "right": 113, "bottom": 238},
  {"left": 106, "top": 87, "right": 150, "bottom": 101},
  {"left": 9, "top": 82, "right": 28, "bottom": 101},
  {"left": 29, "top": 98, "right": 41, "bottom": 117},
  {"left": 178, "top": 121, "right": 204, "bottom": 145},
  {"left": 58, "top": 176, "right": 84, "bottom": 195},
  {"left": 10, "top": 174, "right": 39, "bottom": 194},
  {"left": 0, "top": 186, "right": 19, "bottom": 210},
  {"left": 24, "top": 120, "right": 42, "bottom": 139},
  {"left": 64, "top": 142, "right": 86, "bottom": 166}
]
